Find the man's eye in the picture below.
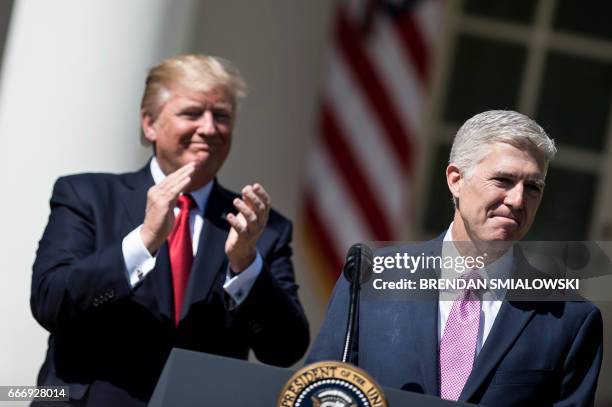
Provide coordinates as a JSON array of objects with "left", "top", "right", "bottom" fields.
[
  {"left": 214, "top": 112, "right": 231, "bottom": 123},
  {"left": 181, "top": 111, "right": 201, "bottom": 118},
  {"left": 493, "top": 177, "right": 511, "bottom": 185},
  {"left": 526, "top": 184, "right": 542, "bottom": 194}
]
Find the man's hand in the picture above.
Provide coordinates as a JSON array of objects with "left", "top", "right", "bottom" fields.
[
  {"left": 140, "top": 163, "right": 195, "bottom": 254},
  {"left": 225, "top": 183, "right": 270, "bottom": 273}
]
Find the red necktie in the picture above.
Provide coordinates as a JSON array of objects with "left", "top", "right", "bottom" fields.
[{"left": 168, "top": 194, "right": 196, "bottom": 326}]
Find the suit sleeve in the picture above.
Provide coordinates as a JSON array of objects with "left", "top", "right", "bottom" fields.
[
  {"left": 554, "top": 306, "right": 603, "bottom": 407},
  {"left": 31, "top": 176, "right": 132, "bottom": 332},
  {"left": 232, "top": 219, "right": 310, "bottom": 367},
  {"left": 306, "top": 275, "right": 351, "bottom": 364}
]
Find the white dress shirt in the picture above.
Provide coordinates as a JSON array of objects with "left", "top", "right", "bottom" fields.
[
  {"left": 121, "top": 157, "right": 262, "bottom": 306},
  {"left": 438, "top": 224, "right": 513, "bottom": 354}
]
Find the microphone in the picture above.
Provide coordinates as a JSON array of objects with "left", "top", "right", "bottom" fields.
[
  {"left": 341, "top": 243, "right": 373, "bottom": 364},
  {"left": 343, "top": 243, "right": 374, "bottom": 285}
]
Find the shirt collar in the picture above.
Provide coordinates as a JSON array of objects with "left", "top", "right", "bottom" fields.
[
  {"left": 441, "top": 222, "right": 513, "bottom": 299},
  {"left": 150, "top": 157, "right": 213, "bottom": 215}
]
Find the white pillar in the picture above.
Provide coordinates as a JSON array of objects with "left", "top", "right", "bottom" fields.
[{"left": 0, "top": 0, "right": 196, "bottom": 385}]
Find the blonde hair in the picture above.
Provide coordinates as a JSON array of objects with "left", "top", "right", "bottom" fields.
[{"left": 140, "top": 54, "right": 247, "bottom": 145}]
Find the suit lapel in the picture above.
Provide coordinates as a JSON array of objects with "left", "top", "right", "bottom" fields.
[
  {"left": 459, "top": 301, "right": 535, "bottom": 401},
  {"left": 180, "top": 181, "right": 233, "bottom": 320},
  {"left": 154, "top": 242, "right": 175, "bottom": 322},
  {"left": 412, "top": 238, "right": 444, "bottom": 395},
  {"left": 119, "top": 162, "right": 176, "bottom": 322},
  {"left": 410, "top": 297, "right": 439, "bottom": 395},
  {"left": 459, "top": 251, "right": 537, "bottom": 402},
  {"left": 119, "top": 163, "right": 153, "bottom": 229}
]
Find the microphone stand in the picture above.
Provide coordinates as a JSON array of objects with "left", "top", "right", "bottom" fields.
[
  {"left": 342, "top": 270, "right": 360, "bottom": 364},
  {"left": 341, "top": 243, "right": 372, "bottom": 365}
]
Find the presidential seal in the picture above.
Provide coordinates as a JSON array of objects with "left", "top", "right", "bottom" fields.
[{"left": 277, "top": 361, "right": 387, "bottom": 407}]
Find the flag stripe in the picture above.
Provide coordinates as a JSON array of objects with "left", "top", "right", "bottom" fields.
[
  {"left": 368, "top": 14, "right": 424, "bottom": 140},
  {"left": 308, "top": 141, "right": 371, "bottom": 253},
  {"left": 391, "top": 11, "right": 430, "bottom": 82},
  {"left": 302, "top": 0, "right": 440, "bottom": 286},
  {"left": 304, "top": 193, "right": 343, "bottom": 279},
  {"left": 336, "top": 8, "right": 413, "bottom": 171},
  {"left": 320, "top": 104, "right": 393, "bottom": 240},
  {"left": 414, "top": 0, "right": 442, "bottom": 49},
  {"left": 326, "top": 53, "right": 405, "bottom": 226}
]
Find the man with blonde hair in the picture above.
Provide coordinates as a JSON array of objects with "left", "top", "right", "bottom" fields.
[
  {"left": 308, "top": 110, "right": 602, "bottom": 406},
  {"left": 31, "top": 54, "right": 309, "bottom": 406}
]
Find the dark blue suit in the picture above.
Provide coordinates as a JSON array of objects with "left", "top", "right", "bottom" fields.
[
  {"left": 31, "top": 163, "right": 309, "bottom": 406},
  {"left": 307, "top": 238, "right": 603, "bottom": 406}
]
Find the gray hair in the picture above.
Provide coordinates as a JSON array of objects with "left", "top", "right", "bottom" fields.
[{"left": 449, "top": 110, "right": 557, "bottom": 179}]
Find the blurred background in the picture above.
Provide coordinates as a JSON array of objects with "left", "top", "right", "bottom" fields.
[{"left": 1, "top": 0, "right": 611, "bottom": 404}]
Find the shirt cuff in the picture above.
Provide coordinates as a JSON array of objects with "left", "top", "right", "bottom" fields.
[
  {"left": 122, "top": 225, "right": 157, "bottom": 288},
  {"left": 223, "top": 251, "right": 263, "bottom": 307}
]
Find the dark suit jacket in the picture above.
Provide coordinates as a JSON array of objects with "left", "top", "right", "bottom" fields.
[
  {"left": 307, "top": 237, "right": 603, "bottom": 406},
  {"left": 31, "top": 163, "right": 309, "bottom": 406}
]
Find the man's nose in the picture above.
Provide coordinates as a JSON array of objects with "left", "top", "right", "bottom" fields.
[
  {"left": 198, "top": 111, "right": 216, "bottom": 134},
  {"left": 504, "top": 183, "right": 525, "bottom": 209}
]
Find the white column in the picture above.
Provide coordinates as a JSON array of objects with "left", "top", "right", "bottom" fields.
[{"left": 0, "top": 0, "right": 196, "bottom": 385}]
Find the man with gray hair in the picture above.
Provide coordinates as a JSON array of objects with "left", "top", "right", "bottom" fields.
[
  {"left": 308, "top": 110, "right": 603, "bottom": 406},
  {"left": 31, "top": 54, "right": 309, "bottom": 406},
  {"left": 446, "top": 110, "right": 555, "bottom": 243}
]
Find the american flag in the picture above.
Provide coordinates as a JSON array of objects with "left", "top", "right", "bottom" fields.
[{"left": 302, "top": 0, "right": 442, "bottom": 292}]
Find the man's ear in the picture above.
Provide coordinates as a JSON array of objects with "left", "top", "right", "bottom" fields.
[
  {"left": 141, "top": 109, "right": 157, "bottom": 143},
  {"left": 446, "top": 163, "right": 463, "bottom": 200}
]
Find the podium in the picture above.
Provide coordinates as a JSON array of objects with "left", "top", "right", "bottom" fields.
[{"left": 149, "top": 348, "right": 476, "bottom": 406}]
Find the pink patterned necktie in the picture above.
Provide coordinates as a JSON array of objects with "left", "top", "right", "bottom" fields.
[{"left": 439, "top": 273, "right": 482, "bottom": 401}]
